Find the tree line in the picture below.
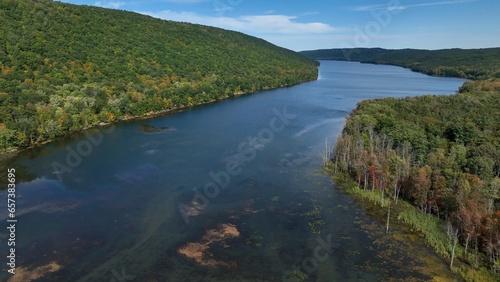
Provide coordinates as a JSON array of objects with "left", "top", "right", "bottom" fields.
[
  {"left": 332, "top": 79, "right": 500, "bottom": 274},
  {"left": 300, "top": 47, "right": 500, "bottom": 80},
  {"left": 0, "top": 0, "right": 318, "bottom": 151}
]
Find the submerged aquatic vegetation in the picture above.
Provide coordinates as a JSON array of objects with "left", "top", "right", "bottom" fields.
[{"left": 301, "top": 204, "right": 325, "bottom": 234}]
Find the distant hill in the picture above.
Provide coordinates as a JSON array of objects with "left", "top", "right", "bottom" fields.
[
  {"left": 0, "top": 0, "right": 318, "bottom": 151},
  {"left": 300, "top": 47, "right": 500, "bottom": 80}
]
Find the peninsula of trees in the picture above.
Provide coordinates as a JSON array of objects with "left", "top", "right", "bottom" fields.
[
  {"left": 329, "top": 47, "right": 500, "bottom": 277},
  {"left": 300, "top": 47, "right": 500, "bottom": 80},
  {"left": 0, "top": 0, "right": 318, "bottom": 151}
]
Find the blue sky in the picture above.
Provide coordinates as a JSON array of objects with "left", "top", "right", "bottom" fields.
[{"left": 57, "top": 0, "right": 500, "bottom": 51}]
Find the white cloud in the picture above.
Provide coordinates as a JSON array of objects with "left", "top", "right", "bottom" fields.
[
  {"left": 94, "top": 1, "right": 126, "bottom": 9},
  {"left": 351, "top": 0, "right": 477, "bottom": 12},
  {"left": 299, "top": 11, "right": 320, "bottom": 17},
  {"left": 160, "top": 0, "right": 213, "bottom": 3},
  {"left": 93, "top": 0, "right": 211, "bottom": 8},
  {"left": 140, "top": 10, "right": 336, "bottom": 34}
]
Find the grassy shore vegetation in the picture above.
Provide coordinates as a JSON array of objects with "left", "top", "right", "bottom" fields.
[
  {"left": 0, "top": 0, "right": 318, "bottom": 152},
  {"left": 329, "top": 79, "right": 500, "bottom": 281},
  {"left": 300, "top": 47, "right": 500, "bottom": 80},
  {"left": 330, "top": 169, "right": 498, "bottom": 282}
]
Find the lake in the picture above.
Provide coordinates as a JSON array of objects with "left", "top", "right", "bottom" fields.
[{"left": 0, "top": 61, "right": 467, "bottom": 281}]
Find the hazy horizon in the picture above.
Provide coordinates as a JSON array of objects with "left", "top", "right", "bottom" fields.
[{"left": 57, "top": 0, "right": 500, "bottom": 51}]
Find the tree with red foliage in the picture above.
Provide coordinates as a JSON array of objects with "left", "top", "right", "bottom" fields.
[{"left": 413, "top": 165, "right": 432, "bottom": 213}]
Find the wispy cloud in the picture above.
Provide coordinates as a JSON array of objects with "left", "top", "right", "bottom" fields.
[
  {"left": 159, "top": 0, "right": 213, "bottom": 3},
  {"left": 140, "top": 11, "right": 336, "bottom": 34},
  {"left": 300, "top": 11, "right": 320, "bottom": 17},
  {"left": 95, "top": 0, "right": 211, "bottom": 8},
  {"left": 94, "top": 1, "right": 125, "bottom": 9},
  {"left": 351, "top": 0, "right": 477, "bottom": 12}
]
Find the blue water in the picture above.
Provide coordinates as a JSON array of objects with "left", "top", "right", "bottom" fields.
[{"left": 0, "top": 61, "right": 467, "bottom": 281}]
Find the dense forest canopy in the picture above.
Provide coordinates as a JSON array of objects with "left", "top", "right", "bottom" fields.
[
  {"left": 300, "top": 47, "right": 500, "bottom": 80},
  {"left": 333, "top": 79, "right": 500, "bottom": 274},
  {"left": 0, "top": 0, "right": 318, "bottom": 151},
  {"left": 317, "top": 40, "right": 500, "bottom": 278}
]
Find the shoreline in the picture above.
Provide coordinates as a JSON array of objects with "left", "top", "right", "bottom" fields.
[
  {"left": 326, "top": 167, "right": 499, "bottom": 282},
  {"left": 317, "top": 59, "right": 476, "bottom": 81},
  {"left": 0, "top": 78, "right": 317, "bottom": 157}
]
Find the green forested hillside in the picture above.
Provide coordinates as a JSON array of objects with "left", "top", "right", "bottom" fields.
[
  {"left": 0, "top": 0, "right": 318, "bottom": 151},
  {"left": 300, "top": 47, "right": 500, "bottom": 80},
  {"left": 333, "top": 80, "right": 500, "bottom": 276}
]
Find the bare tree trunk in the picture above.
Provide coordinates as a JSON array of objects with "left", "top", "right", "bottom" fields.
[
  {"left": 450, "top": 228, "right": 459, "bottom": 268},
  {"left": 372, "top": 171, "right": 376, "bottom": 192},
  {"left": 393, "top": 178, "right": 399, "bottom": 202},
  {"left": 386, "top": 203, "right": 391, "bottom": 233},
  {"left": 488, "top": 198, "right": 494, "bottom": 213},
  {"left": 381, "top": 183, "right": 385, "bottom": 202},
  {"left": 447, "top": 220, "right": 459, "bottom": 268},
  {"left": 464, "top": 233, "right": 470, "bottom": 258}
]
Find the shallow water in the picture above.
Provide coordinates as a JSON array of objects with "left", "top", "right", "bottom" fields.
[{"left": 0, "top": 61, "right": 467, "bottom": 281}]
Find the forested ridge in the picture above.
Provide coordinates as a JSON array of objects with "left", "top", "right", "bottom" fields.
[
  {"left": 333, "top": 79, "right": 500, "bottom": 277},
  {"left": 300, "top": 47, "right": 500, "bottom": 80},
  {"left": 0, "top": 0, "right": 318, "bottom": 151}
]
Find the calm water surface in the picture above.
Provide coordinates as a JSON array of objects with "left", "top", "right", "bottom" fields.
[{"left": 0, "top": 61, "right": 467, "bottom": 281}]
